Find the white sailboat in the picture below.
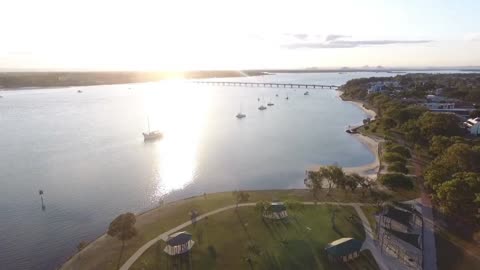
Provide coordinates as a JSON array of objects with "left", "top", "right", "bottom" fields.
[
  {"left": 236, "top": 104, "right": 246, "bottom": 119},
  {"left": 143, "top": 118, "right": 163, "bottom": 141}
]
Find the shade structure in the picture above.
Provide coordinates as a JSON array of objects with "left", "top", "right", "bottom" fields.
[{"left": 164, "top": 231, "right": 195, "bottom": 256}]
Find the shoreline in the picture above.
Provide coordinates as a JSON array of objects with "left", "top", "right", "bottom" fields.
[{"left": 343, "top": 98, "right": 380, "bottom": 179}]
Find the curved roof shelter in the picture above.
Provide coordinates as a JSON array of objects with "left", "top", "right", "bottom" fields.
[
  {"left": 164, "top": 231, "right": 195, "bottom": 256},
  {"left": 325, "top": 237, "right": 363, "bottom": 258},
  {"left": 263, "top": 202, "right": 288, "bottom": 219}
]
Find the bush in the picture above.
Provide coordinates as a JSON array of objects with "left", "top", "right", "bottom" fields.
[
  {"left": 388, "top": 161, "right": 409, "bottom": 174},
  {"left": 380, "top": 173, "right": 414, "bottom": 189},
  {"left": 386, "top": 144, "right": 411, "bottom": 158},
  {"left": 383, "top": 152, "right": 407, "bottom": 164}
]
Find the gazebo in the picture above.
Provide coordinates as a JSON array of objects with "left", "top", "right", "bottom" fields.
[
  {"left": 325, "top": 238, "right": 363, "bottom": 262},
  {"left": 164, "top": 231, "right": 195, "bottom": 256},
  {"left": 263, "top": 202, "right": 288, "bottom": 219}
]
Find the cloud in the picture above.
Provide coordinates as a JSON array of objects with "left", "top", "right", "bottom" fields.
[
  {"left": 284, "top": 39, "right": 432, "bottom": 49},
  {"left": 325, "top": 34, "right": 351, "bottom": 41},
  {"left": 285, "top": 33, "right": 309, "bottom": 40},
  {"left": 465, "top": 33, "right": 480, "bottom": 41}
]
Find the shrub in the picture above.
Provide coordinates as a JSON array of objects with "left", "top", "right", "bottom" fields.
[
  {"left": 383, "top": 152, "right": 407, "bottom": 164},
  {"left": 284, "top": 199, "right": 305, "bottom": 211},
  {"left": 388, "top": 161, "right": 408, "bottom": 174},
  {"left": 380, "top": 173, "right": 414, "bottom": 189},
  {"left": 386, "top": 144, "right": 411, "bottom": 158}
]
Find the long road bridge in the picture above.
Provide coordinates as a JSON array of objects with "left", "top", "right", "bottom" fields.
[{"left": 190, "top": 80, "right": 339, "bottom": 89}]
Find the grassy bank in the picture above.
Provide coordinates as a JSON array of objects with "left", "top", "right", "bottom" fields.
[
  {"left": 131, "top": 205, "right": 378, "bottom": 270},
  {"left": 62, "top": 189, "right": 414, "bottom": 270}
]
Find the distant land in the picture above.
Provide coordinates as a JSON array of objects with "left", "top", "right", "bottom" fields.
[{"left": 1, "top": 67, "right": 480, "bottom": 89}]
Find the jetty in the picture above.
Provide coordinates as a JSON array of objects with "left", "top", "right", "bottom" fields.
[{"left": 190, "top": 81, "right": 338, "bottom": 89}]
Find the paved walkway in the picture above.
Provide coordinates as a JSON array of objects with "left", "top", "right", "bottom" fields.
[
  {"left": 120, "top": 201, "right": 383, "bottom": 270},
  {"left": 419, "top": 195, "right": 438, "bottom": 270}
]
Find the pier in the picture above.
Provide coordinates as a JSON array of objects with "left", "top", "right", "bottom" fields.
[{"left": 190, "top": 81, "right": 339, "bottom": 89}]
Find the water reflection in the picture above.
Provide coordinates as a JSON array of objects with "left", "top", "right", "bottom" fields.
[{"left": 142, "top": 81, "right": 211, "bottom": 201}]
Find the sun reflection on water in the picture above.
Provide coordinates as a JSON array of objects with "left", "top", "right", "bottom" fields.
[{"left": 142, "top": 81, "right": 211, "bottom": 201}]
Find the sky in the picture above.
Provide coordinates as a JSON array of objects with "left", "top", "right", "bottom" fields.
[{"left": 0, "top": 0, "right": 479, "bottom": 71}]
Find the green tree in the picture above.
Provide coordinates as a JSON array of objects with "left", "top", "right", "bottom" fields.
[
  {"left": 417, "top": 112, "right": 463, "bottom": 140},
  {"left": 425, "top": 143, "right": 480, "bottom": 189},
  {"left": 388, "top": 161, "right": 409, "bottom": 174},
  {"left": 434, "top": 172, "right": 480, "bottom": 222},
  {"left": 232, "top": 190, "right": 250, "bottom": 208},
  {"left": 383, "top": 152, "right": 407, "bottom": 164},
  {"left": 107, "top": 212, "right": 138, "bottom": 269},
  {"left": 379, "top": 174, "right": 414, "bottom": 190},
  {"left": 305, "top": 165, "right": 346, "bottom": 196}
]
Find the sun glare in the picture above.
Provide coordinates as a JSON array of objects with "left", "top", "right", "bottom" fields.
[{"left": 143, "top": 81, "right": 212, "bottom": 201}]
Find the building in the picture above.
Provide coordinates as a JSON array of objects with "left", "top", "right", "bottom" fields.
[
  {"left": 464, "top": 117, "right": 480, "bottom": 136},
  {"left": 325, "top": 238, "right": 363, "bottom": 262},
  {"left": 367, "top": 82, "right": 387, "bottom": 94},
  {"left": 263, "top": 202, "right": 288, "bottom": 219},
  {"left": 376, "top": 203, "right": 423, "bottom": 270},
  {"left": 423, "top": 102, "right": 455, "bottom": 110},
  {"left": 164, "top": 231, "right": 195, "bottom": 256}
]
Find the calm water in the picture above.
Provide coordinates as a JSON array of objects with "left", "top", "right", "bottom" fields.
[{"left": 1, "top": 72, "right": 393, "bottom": 269}]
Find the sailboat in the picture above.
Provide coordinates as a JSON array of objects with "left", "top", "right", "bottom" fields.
[
  {"left": 77, "top": 90, "right": 83, "bottom": 93},
  {"left": 143, "top": 118, "right": 163, "bottom": 141},
  {"left": 304, "top": 91, "right": 309, "bottom": 95},
  {"left": 285, "top": 94, "right": 289, "bottom": 100},
  {"left": 258, "top": 97, "right": 267, "bottom": 110},
  {"left": 236, "top": 105, "right": 246, "bottom": 119},
  {"left": 267, "top": 100, "right": 274, "bottom": 106}
]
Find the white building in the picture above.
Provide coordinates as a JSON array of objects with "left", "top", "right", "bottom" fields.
[
  {"left": 464, "top": 117, "right": 480, "bottom": 136},
  {"left": 423, "top": 102, "right": 455, "bottom": 110}
]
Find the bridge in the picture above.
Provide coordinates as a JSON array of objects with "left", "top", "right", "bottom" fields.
[{"left": 190, "top": 81, "right": 339, "bottom": 89}]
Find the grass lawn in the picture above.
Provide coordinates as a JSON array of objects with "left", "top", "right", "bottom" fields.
[
  {"left": 361, "top": 206, "right": 380, "bottom": 237},
  {"left": 63, "top": 189, "right": 412, "bottom": 270},
  {"left": 436, "top": 231, "right": 480, "bottom": 270},
  {"left": 130, "top": 205, "right": 379, "bottom": 270}
]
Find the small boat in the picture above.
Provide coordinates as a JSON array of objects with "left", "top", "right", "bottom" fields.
[
  {"left": 236, "top": 113, "right": 246, "bottom": 119},
  {"left": 275, "top": 94, "right": 279, "bottom": 97},
  {"left": 257, "top": 98, "right": 260, "bottom": 101},
  {"left": 143, "top": 118, "right": 163, "bottom": 141},
  {"left": 77, "top": 90, "right": 83, "bottom": 93},
  {"left": 267, "top": 102, "right": 274, "bottom": 106},
  {"left": 304, "top": 91, "right": 309, "bottom": 95},
  {"left": 285, "top": 95, "right": 289, "bottom": 100},
  {"left": 143, "top": 131, "right": 163, "bottom": 140},
  {"left": 258, "top": 105, "right": 267, "bottom": 110}
]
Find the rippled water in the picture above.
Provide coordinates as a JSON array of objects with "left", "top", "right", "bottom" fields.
[{"left": 0, "top": 72, "right": 393, "bottom": 269}]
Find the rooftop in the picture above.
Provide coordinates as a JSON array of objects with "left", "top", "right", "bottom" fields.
[{"left": 325, "top": 237, "right": 363, "bottom": 257}]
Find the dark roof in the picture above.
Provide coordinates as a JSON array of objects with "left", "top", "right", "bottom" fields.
[
  {"left": 166, "top": 231, "right": 192, "bottom": 246},
  {"left": 384, "top": 206, "right": 412, "bottom": 227},
  {"left": 325, "top": 238, "right": 363, "bottom": 257},
  {"left": 268, "top": 203, "right": 287, "bottom": 213},
  {"left": 391, "top": 202, "right": 422, "bottom": 217},
  {"left": 384, "top": 227, "right": 421, "bottom": 249}
]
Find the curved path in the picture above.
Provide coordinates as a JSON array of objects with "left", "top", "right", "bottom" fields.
[{"left": 120, "top": 201, "right": 387, "bottom": 270}]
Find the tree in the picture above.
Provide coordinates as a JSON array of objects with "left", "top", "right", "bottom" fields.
[
  {"left": 345, "top": 173, "right": 365, "bottom": 193},
  {"left": 425, "top": 143, "right": 480, "bottom": 189},
  {"left": 232, "top": 190, "right": 250, "bottom": 208},
  {"left": 388, "top": 161, "right": 409, "bottom": 174},
  {"left": 305, "top": 165, "right": 346, "bottom": 197},
  {"left": 304, "top": 170, "right": 323, "bottom": 202},
  {"left": 284, "top": 199, "right": 305, "bottom": 211},
  {"left": 434, "top": 172, "right": 480, "bottom": 222},
  {"left": 400, "top": 119, "right": 422, "bottom": 144},
  {"left": 383, "top": 152, "right": 407, "bottom": 164},
  {"left": 255, "top": 201, "right": 269, "bottom": 214},
  {"left": 107, "top": 212, "right": 138, "bottom": 269},
  {"left": 417, "top": 112, "right": 463, "bottom": 140},
  {"left": 379, "top": 174, "right": 414, "bottom": 190},
  {"left": 385, "top": 144, "right": 411, "bottom": 158}
]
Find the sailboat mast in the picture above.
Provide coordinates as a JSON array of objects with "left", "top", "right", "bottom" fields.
[{"left": 147, "top": 117, "right": 151, "bottom": 133}]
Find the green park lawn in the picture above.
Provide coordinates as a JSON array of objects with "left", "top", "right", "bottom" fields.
[
  {"left": 62, "top": 189, "right": 415, "bottom": 270},
  {"left": 130, "top": 205, "right": 379, "bottom": 270}
]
